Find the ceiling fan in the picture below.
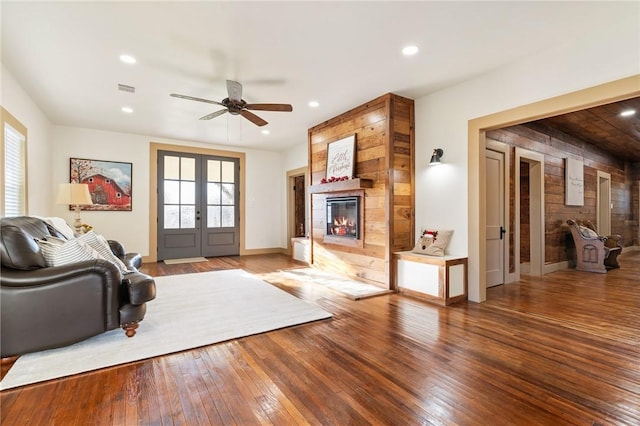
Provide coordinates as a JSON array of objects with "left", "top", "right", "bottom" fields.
[{"left": 170, "top": 80, "right": 293, "bottom": 127}]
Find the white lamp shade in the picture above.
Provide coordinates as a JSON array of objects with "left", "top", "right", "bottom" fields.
[{"left": 56, "top": 183, "right": 94, "bottom": 205}]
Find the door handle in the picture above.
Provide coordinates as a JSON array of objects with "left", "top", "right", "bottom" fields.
[{"left": 500, "top": 226, "right": 506, "bottom": 240}]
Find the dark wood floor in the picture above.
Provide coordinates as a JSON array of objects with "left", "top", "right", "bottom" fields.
[{"left": 1, "top": 251, "right": 639, "bottom": 425}]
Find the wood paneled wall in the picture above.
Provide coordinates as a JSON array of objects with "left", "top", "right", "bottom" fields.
[
  {"left": 488, "top": 123, "right": 639, "bottom": 268},
  {"left": 308, "top": 93, "right": 414, "bottom": 288}
]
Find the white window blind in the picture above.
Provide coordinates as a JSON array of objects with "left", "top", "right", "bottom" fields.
[{"left": 4, "top": 122, "right": 26, "bottom": 216}]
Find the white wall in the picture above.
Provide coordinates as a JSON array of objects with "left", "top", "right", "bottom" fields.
[
  {"left": 282, "top": 141, "right": 308, "bottom": 173},
  {"left": 51, "top": 126, "right": 285, "bottom": 255},
  {"left": 1, "top": 64, "right": 53, "bottom": 215},
  {"left": 414, "top": 18, "right": 640, "bottom": 301}
]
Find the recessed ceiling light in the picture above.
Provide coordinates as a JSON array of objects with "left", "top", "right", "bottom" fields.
[
  {"left": 620, "top": 109, "right": 636, "bottom": 117},
  {"left": 119, "top": 54, "right": 136, "bottom": 64},
  {"left": 261, "top": 129, "right": 270, "bottom": 135},
  {"left": 308, "top": 101, "right": 319, "bottom": 108},
  {"left": 121, "top": 107, "right": 133, "bottom": 114},
  {"left": 402, "top": 45, "right": 419, "bottom": 56}
]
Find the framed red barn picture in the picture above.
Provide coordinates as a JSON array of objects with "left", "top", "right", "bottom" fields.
[{"left": 70, "top": 158, "right": 132, "bottom": 211}]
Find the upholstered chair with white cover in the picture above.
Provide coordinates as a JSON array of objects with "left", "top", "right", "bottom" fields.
[{"left": 566, "top": 219, "right": 621, "bottom": 273}]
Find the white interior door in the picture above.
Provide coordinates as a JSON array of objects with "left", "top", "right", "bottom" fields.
[{"left": 486, "top": 149, "right": 505, "bottom": 287}]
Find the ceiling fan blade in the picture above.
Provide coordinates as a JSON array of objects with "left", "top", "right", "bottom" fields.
[
  {"left": 245, "top": 103, "right": 293, "bottom": 112},
  {"left": 170, "top": 93, "right": 224, "bottom": 106},
  {"left": 199, "top": 109, "right": 228, "bottom": 120},
  {"left": 226, "top": 80, "right": 243, "bottom": 102},
  {"left": 240, "top": 110, "right": 268, "bottom": 127}
]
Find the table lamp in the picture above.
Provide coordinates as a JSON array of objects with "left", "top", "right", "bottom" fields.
[{"left": 56, "top": 183, "right": 94, "bottom": 234}]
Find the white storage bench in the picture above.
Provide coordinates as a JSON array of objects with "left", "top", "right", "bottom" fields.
[
  {"left": 291, "top": 237, "right": 310, "bottom": 264},
  {"left": 392, "top": 251, "right": 468, "bottom": 306}
]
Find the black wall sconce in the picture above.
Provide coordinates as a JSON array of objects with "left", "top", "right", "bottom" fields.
[{"left": 430, "top": 148, "right": 444, "bottom": 165}]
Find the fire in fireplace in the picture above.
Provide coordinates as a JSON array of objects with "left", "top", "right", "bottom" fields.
[{"left": 326, "top": 196, "right": 360, "bottom": 239}]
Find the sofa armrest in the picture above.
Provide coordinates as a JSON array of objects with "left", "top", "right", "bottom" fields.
[
  {"left": 1, "top": 259, "right": 122, "bottom": 287},
  {"left": 108, "top": 239, "right": 126, "bottom": 258},
  {"left": 122, "top": 272, "right": 156, "bottom": 305}
]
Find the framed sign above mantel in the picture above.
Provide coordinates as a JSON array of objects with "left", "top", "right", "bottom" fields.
[{"left": 325, "top": 135, "right": 356, "bottom": 179}]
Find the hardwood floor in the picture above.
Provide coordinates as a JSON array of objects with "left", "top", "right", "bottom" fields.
[{"left": 1, "top": 251, "right": 639, "bottom": 425}]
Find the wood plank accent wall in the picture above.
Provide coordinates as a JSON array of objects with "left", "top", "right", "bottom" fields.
[
  {"left": 308, "top": 93, "right": 415, "bottom": 288},
  {"left": 488, "top": 123, "right": 639, "bottom": 268}
]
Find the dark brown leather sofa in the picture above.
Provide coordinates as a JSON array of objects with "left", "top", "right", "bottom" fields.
[{"left": 0, "top": 216, "right": 156, "bottom": 358}]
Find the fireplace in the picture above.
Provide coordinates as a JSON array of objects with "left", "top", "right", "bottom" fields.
[{"left": 326, "top": 196, "right": 360, "bottom": 239}]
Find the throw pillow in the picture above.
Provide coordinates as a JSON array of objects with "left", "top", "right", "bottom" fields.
[
  {"left": 43, "top": 217, "right": 75, "bottom": 240},
  {"left": 578, "top": 225, "right": 598, "bottom": 239},
  {"left": 412, "top": 228, "right": 453, "bottom": 257},
  {"left": 36, "top": 238, "right": 101, "bottom": 267},
  {"left": 78, "top": 231, "right": 130, "bottom": 273},
  {"left": 42, "top": 235, "right": 66, "bottom": 245}
]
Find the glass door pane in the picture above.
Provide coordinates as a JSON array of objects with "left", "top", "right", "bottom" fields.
[
  {"left": 163, "top": 155, "right": 196, "bottom": 229},
  {"left": 206, "top": 160, "right": 236, "bottom": 228}
]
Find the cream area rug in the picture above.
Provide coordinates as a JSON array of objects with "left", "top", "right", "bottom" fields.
[
  {"left": 163, "top": 256, "right": 208, "bottom": 265},
  {"left": 263, "top": 267, "right": 392, "bottom": 300},
  {"left": 0, "top": 269, "right": 331, "bottom": 390}
]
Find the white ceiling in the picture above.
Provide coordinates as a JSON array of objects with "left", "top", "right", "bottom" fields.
[{"left": 2, "top": 1, "right": 635, "bottom": 151}]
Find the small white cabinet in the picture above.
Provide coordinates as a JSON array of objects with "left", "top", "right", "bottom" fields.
[
  {"left": 291, "top": 237, "right": 310, "bottom": 264},
  {"left": 393, "top": 252, "right": 468, "bottom": 306}
]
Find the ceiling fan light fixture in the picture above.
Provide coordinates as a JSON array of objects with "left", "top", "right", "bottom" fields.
[
  {"left": 121, "top": 106, "right": 133, "bottom": 114},
  {"left": 620, "top": 109, "right": 636, "bottom": 117},
  {"left": 308, "top": 100, "right": 320, "bottom": 108},
  {"left": 261, "top": 129, "right": 270, "bottom": 135}
]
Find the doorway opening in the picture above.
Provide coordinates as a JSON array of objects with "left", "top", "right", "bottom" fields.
[
  {"left": 470, "top": 76, "right": 638, "bottom": 302},
  {"left": 597, "top": 170, "right": 612, "bottom": 235},
  {"left": 286, "top": 166, "right": 308, "bottom": 254},
  {"left": 515, "top": 147, "right": 544, "bottom": 277}
]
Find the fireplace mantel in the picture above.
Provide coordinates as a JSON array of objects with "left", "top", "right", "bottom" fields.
[{"left": 308, "top": 178, "right": 373, "bottom": 194}]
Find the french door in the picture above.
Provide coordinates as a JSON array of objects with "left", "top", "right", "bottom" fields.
[{"left": 157, "top": 150, "right": 240, "bottom": 260}]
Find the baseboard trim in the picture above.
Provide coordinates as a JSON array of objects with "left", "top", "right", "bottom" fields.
[
  {"left": 506, "top": 272, "right": 519, "bottom": 284},
  {"left": 142, "top": 247, "right": 286, "bottom": 263},
  {"left": 544, "top": 261, "right": 569, "bottom": 274},
  {"left": 240, "top": 247, "right": 287, "bottom": 256}
]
